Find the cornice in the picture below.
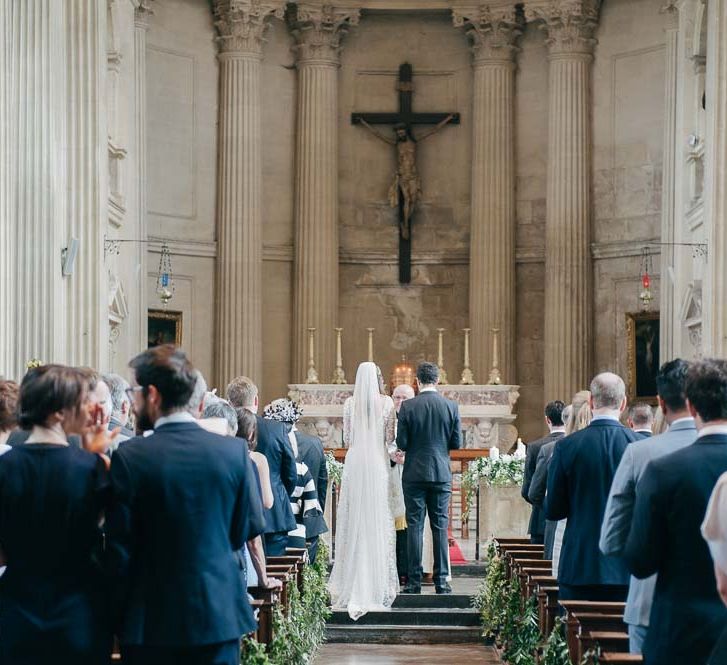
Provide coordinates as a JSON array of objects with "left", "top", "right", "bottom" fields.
[{"left": 213, "top": 0, "right": 286, "bottom": 56}]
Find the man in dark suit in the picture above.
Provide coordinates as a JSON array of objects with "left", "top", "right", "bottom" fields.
[
  {"left": 624, "top": 358, "right": 727, "bottom": 665},
  {"left": 397, "top": 362, "right": 461, "bottom": 594},
  {"left": 106, "top": 346, "right": 265, "bottom": 665},
  {"left": 227, "top": 376, "right": 298, "bottom": 556},
  {"left": 627, "top": 402, "right": 654, "bottom": 438},
  {"left": 546, "top": 372, "right": 639, "bottom": 601},
  {"left": 295, "top": 428, "right": 328, "bottom": 564},
  {"left": 522, "top": 400, "right": 566, "bottom": 545}
]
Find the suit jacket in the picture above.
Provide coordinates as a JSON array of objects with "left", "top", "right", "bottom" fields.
[
  {"left": 397, "top": 390, "right": 461, "bottom": 484},
  {"left": 529, "top": 439, "right": 560, "bottom": 559},
  {"left": 105, "top": 422, "right": 266, "bottom": 646},
  {"left": 600, "top": 418, "right": 696, "bottom": 627},
  {"left": 545, "top": 418, "right": 639, "bottom": 586},
  {"left": 624, "top": 434, "right": 727, "bottom": 665},
  {"left": 295, "top": 430, "right": 328, "bottom": 538},
  {"left": 256, "top": 416, "right": 297, "bottom": 534},
  {"left": 522, "top": 431, "right": 564, "bottom": 537}
]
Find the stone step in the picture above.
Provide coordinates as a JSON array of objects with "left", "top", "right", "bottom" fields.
[
  {"left": 451, "top": 563, "right": 487, "bottom": 577},
  {"left": 392, "top": 593, "right": 473, "bottom": 609},
  {"left": 329, "top": 607, "right": 480, "bottom": 627},
  {"left": 326, "top": 624, "right": 483, "bottom": 644}
]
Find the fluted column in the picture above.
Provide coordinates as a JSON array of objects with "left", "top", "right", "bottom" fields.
[
  {"left": 527, "top": 0, "right": 599, "bottom": 401},
  {"left": 454, "top": 5, "right": 521, "bottom": 385},
  {"left": 289, "top": 4, "right": 359, "bottom": 382},
  {"left": 659, "top": 1, "right": 679, "bottom": 362},
  {"left": 703, "top": 0, "right": 727, "bottom": 356},
  {"left": 6, "top": 0, "right": 68, "bottom": 376},
  {"left": 0, "top": 0, "right": 12, "bottom": 374},
  {"left": 134, "top": 2, "right": 153, "bottom": 354},
  {"left": 213, "top": 0, "right": 285, "bottom": 391},
  {"left": 64, "top": 0, "right": 108, "bottom": 369}
]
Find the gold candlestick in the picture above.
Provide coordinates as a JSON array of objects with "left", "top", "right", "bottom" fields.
[
  {"left": 436, "top": 328, "right": 449, "bottom": 384},
  {"left": 306, "top": 327, "right": 319, "bottom": 384},
  {"left": 460, "top": 328, "right": 475, "bottom": 385},
  {"left": 488, "top": 327, "right": 502, "bottom": 385},
  {"left": 331, "top": 328, "right": 347, "bottom": 384},
  {"left": 367, "top": 328, "right": 375, "bottom": 362}
]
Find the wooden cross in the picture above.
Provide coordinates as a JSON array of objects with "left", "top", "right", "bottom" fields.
[{"left": 351, "top": 62, "right": 460, "bottom": 284}]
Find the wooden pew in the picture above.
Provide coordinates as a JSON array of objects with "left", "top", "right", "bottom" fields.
[
  {"left": 503, "top": 549, "right": 546, "bottom": 578},
  {"left": 598, "top": 654, "right": 643, "bottom": 664},
  {"left": 267, "top": 555, "right": 305, "bottom": 593},
  {"left": 248, "top": 586, "right": 281, "bottom": 645},
  {"left": 560, "top": 601, "right": 627, "bottom": 664},
  {"left": 578, "top": 631, "right": 630, "bottom": 663},
  {"left": 537, "top": 585, "right": 560, "bottom": 636}
]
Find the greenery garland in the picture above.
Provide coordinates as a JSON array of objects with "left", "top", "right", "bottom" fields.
[
  {"left": 540, "top": 616, "right": 570, "bottom": 665},
  {"left": 473, "top": 542, "right": 507, "bottom": 640}
]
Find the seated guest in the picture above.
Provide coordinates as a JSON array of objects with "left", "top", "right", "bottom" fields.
[
  {"left": 106, "top": 346, "right": 265, "bottom": 665},
  {"left": 102, "top": 373, "right": 134, "bottom": 440},
  {"left": 546, "top": 373, "right": 638, "bottom": 601},
  {"left": 227, "top": 376, "right": 297, "bottom": 556},
  {"left": 521, "top": 400, "right": 566, "bottom": 545},
  {"left": 0, "top": 379, "right": 19, "bottom": 453},
  {"left": 627, "top": 402, "right": 654, "bottom": 438},
  {"left": 600, "top": 359, "right": 695, "bottom": 654},
  {"left": 0, "top": 365, "right": 113, "bottom": 665},
  {"left": 625, "top": 358, "right": 727, "bottom": 665}
]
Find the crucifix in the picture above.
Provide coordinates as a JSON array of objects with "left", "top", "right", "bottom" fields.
[{"left": 351, "top": 62, "right": 460, "bottom": 284}]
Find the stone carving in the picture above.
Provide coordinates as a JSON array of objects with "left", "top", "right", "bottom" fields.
[
  {"left": 452, "top": 5, "right": 522, "bottom": 63},
  {"left": 287, "top": 3, "right": 360, "bottom": 63},
  {"left": 134, "top": 0, "right": 154, "bottom": 26},
  {"left": 467, "top": 419, "right": 494, "bottom": 448},
  {"left": 213, "top": 0, "right": 285, "bottom": 55},
  {"left": 525, "top": 0, "right": 600, "bottom": 56}
]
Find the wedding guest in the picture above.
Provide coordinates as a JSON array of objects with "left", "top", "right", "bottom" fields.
[
  {"left": 0, "top": 365, "right": 114, "bottom": 665},
  {"left": 185, "top": 369, "right": 207, "bottom": 419},
  {"left": 628, "top": 403, "right": 654, "bottom": 438},
  {"left": 702, "top": 471, "right": 727, "bottom": 663},
  {"left": 202, "top": 394, "right": 238, "bottom": 436},
  {"left": 106, "top": 346, "right": 265, "bottom": 665},
  {"left": 546, "top": 373, "right": 638, "bottom": 601},
  {"left": 0, "top": 380, "right": 19, "bottom": 453},
  {"left": 652, "top": 405, "right": 669, "bottom": 435},
  {"left": 227, "top": 376, "right": 297, "bottom": 556},
  {"left": 626, "top": 358, "right": 727, "bottom": 665},
  {"left": 600, "top": 359, "right": 696, "bottom": 654},
  {"left": 521, "top": 400, "right": 566, "bottom": 545},
  {"left": 102, "top": 373, "right": 134, "bottom": 440}
]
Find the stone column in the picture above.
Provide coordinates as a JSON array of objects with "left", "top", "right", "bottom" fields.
[
  {"left": 64, "top": 0, "right": 108, "bottom": 369},
  {"left": 703, "top": 0, "right": 727, "bottom": 356},
  {"left": 527, "top": 0, "right": 599, "bottom": 402},
  {"left": 454, "top": 5, "right": 521, "bottom": 385},
  {"left": 659, "top": 1, "right": 679, "bottom": 362},
  {"left": 6, "top": 0, "right": 68, "bottom": 376},
  {"left": 0, "top": 0, "right": 12, "bottom": 375},
  {"left": 289, "top": 4, "right": 359, "bottom": 383},
  {"left": 134, "top": 2, "right": 153, "bottom": 354},
  {"left": 213, "top": 0, "right": 285, "bottom": 391}
]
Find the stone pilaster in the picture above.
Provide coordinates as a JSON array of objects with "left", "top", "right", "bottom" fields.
[
  {"left": 659, "top": 1, "right": 679, "bottom": 362},
  {"left": 213, "top": 0, "right": 285, "bottom": 391},
  {"left": 703, "top": 0, "right": 727, "bottom": 355},
  {"left": 0, "top": 0, "right": 11, "bottom": 374},
  {"left": 527, "top": 0, "right": 600, "bottom": 401},
  {"left": 454, "top": 5, "right": 522, "bottom": 385},
  {"left": 288, "top": 4, "right": 359, "bottom": 382}
]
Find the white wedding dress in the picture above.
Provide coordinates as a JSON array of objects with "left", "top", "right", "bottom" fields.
[{"left": 328, "top": 362, "right": 399, "bottom": 620}]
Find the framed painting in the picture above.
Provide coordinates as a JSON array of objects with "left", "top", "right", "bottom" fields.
[
  {"left": 626, "top": 311, "right": 660, "bottom": 404},
  {"left": 148, "top": 309, "right": 183, "bottom": 348}
]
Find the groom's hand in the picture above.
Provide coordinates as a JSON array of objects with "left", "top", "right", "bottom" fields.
[{"left": 393, "top": 450, "right": 405, "bottom": 465}]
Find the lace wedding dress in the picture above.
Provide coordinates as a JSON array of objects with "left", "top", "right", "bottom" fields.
[{"left": 328, "top": 362, "right": 399, "bottom": 620}]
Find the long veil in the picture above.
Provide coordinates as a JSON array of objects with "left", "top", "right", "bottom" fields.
[{"left": 328, "top": 362, "right": 398, "bottom": 619}]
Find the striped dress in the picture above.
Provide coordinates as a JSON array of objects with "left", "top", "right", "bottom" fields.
[{"left": 286, "top": 429, "right": 323, "bottom": 549}]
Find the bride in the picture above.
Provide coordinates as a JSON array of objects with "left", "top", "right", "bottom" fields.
[{"left": 328, "top": 362, "right": 399, "bottom": 620}]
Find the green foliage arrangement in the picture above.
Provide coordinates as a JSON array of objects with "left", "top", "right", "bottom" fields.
[
  {"left": 473, "top": 542, "right": 508, "bottom": 640},
  {"left": 540, "top": 617, "right": 570, "bottom": 665},
  {"left": 325, "top": 452, "right": 343, "bottom": 489},
  {"left": 461, "top": 454, "right": 526, "bottom": 521},
  {"left": 503, "top": 594, "right": 540, "bottom": 665}
]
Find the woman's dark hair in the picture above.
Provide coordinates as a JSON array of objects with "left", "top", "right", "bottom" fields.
[
  {"left": 685, "top": 358, "right": 727, "bottom": 423},
  {"left": 656, "top": 358, "right": 690, "bottom": 412},
  {"left": 18, "top": 365, "right": 89, "bottom": 429},
  {"left": 128, "top": 345, "right": 196, "bottom": 412},
  {"left": 416, "top": 361, "right": 440, "bottom": 386},
  {"left": 235, "top": 407, "right": 257, "bottom": 451},
  {"left": 0, "top": 380, "right": 20, "bottom": 432}
]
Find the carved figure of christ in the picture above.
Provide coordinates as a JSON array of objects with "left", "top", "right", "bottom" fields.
[{"left": 351, "top": 62, "right": 459, "bottom": 284}]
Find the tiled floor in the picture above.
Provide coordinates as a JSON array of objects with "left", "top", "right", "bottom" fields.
[{"left": 313, "top": 644, "right": 500, "bottom": 664}]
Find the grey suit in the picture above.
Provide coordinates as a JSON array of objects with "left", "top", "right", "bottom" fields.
[
  {"left": 528, "top": 439, "right": 559, "bottom": 559},
  {"left": 522, "top": 431, "right": 564, "bottom": 542},
  {"left": 599, "top": 418, "right": 697, "bottom": 636}
]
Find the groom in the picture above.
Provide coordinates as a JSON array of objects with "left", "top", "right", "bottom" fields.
[{"left": 396, "top": 362, "right": 462, "bottom": 594}]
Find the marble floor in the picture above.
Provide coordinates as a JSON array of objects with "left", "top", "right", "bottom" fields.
[{"left": 313, "top": 644, "right": 500, "bottom": 664}]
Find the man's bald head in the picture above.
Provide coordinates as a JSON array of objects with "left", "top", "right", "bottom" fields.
[
  {"left": 393, "top": 384, "right": 415, "bottom": 413},
  {"left": 589, "top": 372, "right": 626, "bottom": 412}
]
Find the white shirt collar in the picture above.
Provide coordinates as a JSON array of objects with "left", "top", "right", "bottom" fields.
[
  {"left": 635, "top": 428, "right": 653, "bottom": 434},
  {"left": 591, "top": 413, "right": 621, "bottom": 422},
  {"left": 697, "top": 424, "right": 727, "bottom": 439},
  {"left": 419, "top": 387, "right": 438, "bottom": 393},
  {"left": 550, "top": 427, "right": 566, "bottom": 434},
  {"left": 154, "top": 411, "right": 198, "bottom": 429}
]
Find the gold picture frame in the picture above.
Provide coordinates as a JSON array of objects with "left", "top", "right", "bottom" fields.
[
  {"left": 625, "top": 311, "right": 660, "bottom": 404},
  {"left": 148, "top": 309, "right": 183, "bottom": 348}
]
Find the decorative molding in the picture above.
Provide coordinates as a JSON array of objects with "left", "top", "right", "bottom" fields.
[
  {"left": 660, "top": 0, "right": 679, "bottom": 30},
  {"left": 591, "top": 239, "right": 661, "bottom": 261},
  {"left": 148, "top": 238, "right": 217, "bottom": 259},
  {"left": 287, "top": 3, "right": 360, "bottom": 64},
  {"left": 525, "top": 0, "right": 601, "bottom": 57},
  {"left": 134, "top": 0, "right": 154, "bottom": 28},
  {"left": 452, "top": 4, "right": 523, "bottom": 64},
  {"left": 212, "top": 0, "right": 285, "bottom": 56}
]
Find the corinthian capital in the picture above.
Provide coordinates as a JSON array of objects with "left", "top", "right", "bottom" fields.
[
  {"left": 213, "top": 0, "right": 286, "bottom": 56},
  {"left": 287, "top": 3, "right": 360, "bottom": 65},
  {"left": 134, "top": 0, "right": 154, "bottom": 29},
  {"left": 525, "top": 0, "right": 601, "bottom": 57},
  {"left": 453, "top": 5, "right": 523, "bottom": 65}
]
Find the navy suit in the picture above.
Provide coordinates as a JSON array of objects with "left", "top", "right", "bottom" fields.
[
  {"left": 105, "top": 422, "right": 265, "bottom": 664},
  {"left": 295, "top": 431, "right": 328, "bottom": 563},
  {"left": 397, "top": 390, "right": 461, "bottom": 590},
  {"left": 522, "top": 431, "right": 563, "bottom": 543},
  {"left": 546, "top": 418, "right": 638, "bottom": 599},
  {"left": 528, "top": 438, "right": 559, "bottom": 559},
  {"left": 255, "top": 416, "right": 297, "bottom": 555},
  {"left": 624, "top": 434, "right": 727, "bottom": 665}
]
